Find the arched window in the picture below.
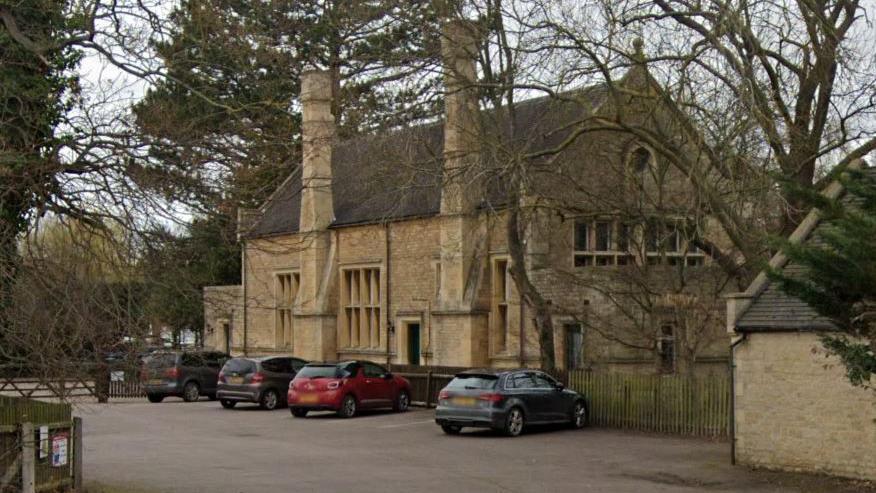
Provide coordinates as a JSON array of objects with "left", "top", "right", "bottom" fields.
[{"left": 629, "top": 146, "right": 653, "bottom": 173}]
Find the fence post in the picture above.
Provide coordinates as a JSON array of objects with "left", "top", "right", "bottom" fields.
[
  {"left": 20, "top": 421, "right": 35, "bottom": 493},
  {"left": 73, "top": 417, "right": 83, "bottom": 491},
  {"left": 425, "top": 371, "right": 433, "bottom": 408}
]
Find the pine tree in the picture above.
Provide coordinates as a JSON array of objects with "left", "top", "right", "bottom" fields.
[{"left": 769, "top": 167, "right": 876, "bottom": 389}]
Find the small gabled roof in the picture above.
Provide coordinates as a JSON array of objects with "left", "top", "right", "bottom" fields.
[{"left": 735, "top": 160, "right": 872, "bottom": 332}]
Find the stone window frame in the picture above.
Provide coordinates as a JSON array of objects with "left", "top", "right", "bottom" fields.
[
  {"left": 274, "top": 270, "right": 300, "bottom": 349},
  {"left": 490, "top": 255, "right": 513, "bottom": 355},
  {"left": 339, "top": 263, "right": 384, "bottom": 350},
  {"left": 573, "top": 217, "right": 635, "bottom": 267},
  {"left": 573, "top": 216, "right": 706, "bottom": 268}
]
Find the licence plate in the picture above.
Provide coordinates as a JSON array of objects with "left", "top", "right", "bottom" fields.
[
  {"left": 147, "top": 379, "right": 163, "bottom": 386},
  {"left": 228, "top": 376, "right": 244, "bottom": 385},
  {"left": 298, "top": 393, "right": 318, "bottom": 404},
  {"left": 452, "top": 396, "right": 477, "bottom": 407}
]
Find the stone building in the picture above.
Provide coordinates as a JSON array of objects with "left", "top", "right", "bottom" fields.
[
  {"left": 204, "top": 22, "right": 732, "bottom": 372},
  {"left": 727, "top": 161, "right": 876, "bottom": 480}
]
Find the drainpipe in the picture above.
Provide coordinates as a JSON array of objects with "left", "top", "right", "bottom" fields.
[
  {"left": 242, "top": 245, "right": 248, "bottom": 356},
  {"left": 729, "top": 332, "right": 747, "bottom": 465},
  {"left": 385, "top": 222, "right": 393, "bottom": 366}
]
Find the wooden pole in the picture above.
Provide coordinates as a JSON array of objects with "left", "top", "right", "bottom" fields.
[
  {"left": 425, "top": 371, "right": 433, "bottom": 408},
  {"left": 20, "top": 422, "right": 35, "bottom": 493},
  {"left": 73, "top": 417, "right": 83, "bottom": 491}
]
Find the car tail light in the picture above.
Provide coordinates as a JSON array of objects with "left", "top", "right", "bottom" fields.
[
  {"left": 327, "top": 380, "right": 341, "bottom": 390},
  {"left": 478, "top": 393, "right": 504, "bottom": 404},
  {"left": 250, "top": 372, "right": 265, "bottom": 384},
  {"left": 438, "top": 390, "right": 451, "bottom": 400},
  {"left": 163, "top": 367, "right": 179, "bottom": 379}
]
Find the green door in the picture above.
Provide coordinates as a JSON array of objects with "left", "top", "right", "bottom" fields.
[{"left": 407, "top": 323, "right": 421, "bottom": 365}]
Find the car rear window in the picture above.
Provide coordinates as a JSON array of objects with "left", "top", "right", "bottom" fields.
[
  {"left": 146, "top": 354, "right": 176, "bottom": 369},
  {"left": 296, "top": 365, "right": 344, "bottom": 379},
  {"left": 222, "top": 358, "right": 256, "bottom": 375},
  {"left": 446, "top": 375, "right": 498, "bottom": 390}
]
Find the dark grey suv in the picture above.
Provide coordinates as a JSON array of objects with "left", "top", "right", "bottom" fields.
[
  {"left": 435, "top": 369, "right": 589, "bottom": 436},
  {"left": 217, "top": 356, "right": 308, "bottom": 410},
  {"left": 142, "top": 350, "right": 229, "bottom": 403}
]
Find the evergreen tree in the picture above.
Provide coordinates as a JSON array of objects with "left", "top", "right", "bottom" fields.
[
  {"left": 132, "top": 0, "right": 443, "bottom": 212},
  {"left": 0, "top": 0, "right": 81, "bottom": 296},
  {"left": 769, "top": 167, "right": 876, "bottom": 389}
]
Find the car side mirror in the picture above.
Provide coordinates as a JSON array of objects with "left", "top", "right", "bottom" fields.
[
  {"left": 382, "top": 372, "right": 393, "bottom": 380},
  {"left": 554, "top": 383, "right": 565, "bottom": 391}
]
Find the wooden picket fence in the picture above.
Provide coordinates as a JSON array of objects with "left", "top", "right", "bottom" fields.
[{"left": 568, "top": 371, "right": 730, "bottom": 438}]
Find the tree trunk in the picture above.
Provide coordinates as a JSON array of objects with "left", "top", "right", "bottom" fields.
[{"left": 506, "top": 205, "right": 556, "bottom": 371}]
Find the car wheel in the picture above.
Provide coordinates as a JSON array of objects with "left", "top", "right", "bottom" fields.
[
  {"left": 220, "top": 399, "right": 237, "bottom": 409},
  {"left": 503, "top": 407, "right": 525, "bottom": 437},
  {"left": 571, "top": 401, "right": 588, "bottom": 429},
  {"left": 393, "top": 391, "right": 410, "bottom": 412},
  {"left": 441, "top": 424, "right": 462, "bottom": 435},
  {"left": 337, "top": 395, "right": 357, "bottom": 418},
  {"left": 182, "top": 382, "right": 200, "bottom": 402},
  {"left": 290, "top": 408, "right": 308, "bottom": 418},
  {"left": 260, "top": 389, "right": 279, "bottom": 410},
  {"left": 146, "top": 394, "right": 164, "bottom": 403}
]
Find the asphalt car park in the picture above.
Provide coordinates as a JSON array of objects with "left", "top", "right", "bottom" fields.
[{"left": 74, "top": 400, "right": 872, "bottom": 493}]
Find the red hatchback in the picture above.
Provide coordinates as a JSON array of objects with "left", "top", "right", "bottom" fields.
[{"left": 288, "top": 361, "right": 411, "bottom": 418}]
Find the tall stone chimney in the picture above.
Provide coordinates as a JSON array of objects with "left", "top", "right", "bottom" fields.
[
  {"left": 438, "top": 19, "right": 482, "bottom": 310},
  {"left": 299, "top": 69, "right": 335, "bottom": 232},
  {"left": 440, "top": 20, "right": 481, "bottom": 215},
  {"left": 296, "top": 69, "right": 337, "bottom": 362}
]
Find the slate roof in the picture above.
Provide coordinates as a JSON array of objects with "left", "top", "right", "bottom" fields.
[
  {"left": 735, "top": 163, "right": 874, "bottom": 332},
  {"left": 245, "top": 85, "right": 609, "bottom": 238}
]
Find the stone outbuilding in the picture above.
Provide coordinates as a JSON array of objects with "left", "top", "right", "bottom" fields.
[
  {"left": 727, "top": 161, "right": 876, "bottom": 481},
  {"left": 204, "top": 21, "right": 734, "bottom": 374}
]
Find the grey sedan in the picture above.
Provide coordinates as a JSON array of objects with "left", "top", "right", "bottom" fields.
[{"left": 435, "top": 369, "right": 589, "bottom": 436}]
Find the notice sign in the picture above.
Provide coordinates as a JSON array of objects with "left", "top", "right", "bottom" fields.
[
  {"left": 39, "top": 426, "right": 49, "bottom": 459},
  {"left": 51, "top": 433, "right": 69, "bottom": 467}
]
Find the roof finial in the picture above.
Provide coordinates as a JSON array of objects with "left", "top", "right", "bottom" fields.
[{"left": 632, "top": 37, "right": 644, "bottom": 62}]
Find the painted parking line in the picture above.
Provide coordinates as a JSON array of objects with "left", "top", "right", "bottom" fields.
[{"left": 377, "top": 419, "right": 435, "bottom": 429}]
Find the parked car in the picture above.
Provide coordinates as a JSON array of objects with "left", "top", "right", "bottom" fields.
[
  {"left": 141, "top": 350, "right": 228, "bottom": 403},
  {"left": 217, "top": 356, "right": 309, "bottom": 410},
  {"left": 287, "top": 361, "right": 411, "bottom": 418},
  {"left": 434, "top": 369, "right": 589, "bottom": 436}
]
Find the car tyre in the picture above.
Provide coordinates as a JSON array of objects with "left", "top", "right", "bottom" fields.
[
  {"left": 182, "top": 381, "right": 200, "bottom": 402},
  {"left": 441, "top": 424, "right": 462, "bottom": 435},
  {"left": 146, "top": 393, "right": 164, "bottom": 403},
  {"left": 290, "top": 408, "right": 308, "bottom": 418},
  {"left": 393, "top": 390, "right": 410, "bottom": 412},
  {"left": 503, "top": 407, "right": 525, "bottom": 437},
  {"left": 337, "top": 394, "right": 357, "bottom": 418},
  {"left": 220, "top": 399, "right": 237, "bottom": 409},
  {"left": 571, "top": 400, "right": 588, "bottom": 429},
  {"left": 260, "top": 389, "right": 280, "bottom": 410}
]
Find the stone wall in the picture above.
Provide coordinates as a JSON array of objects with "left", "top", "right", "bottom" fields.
[
  {"left": 734, "top": 331, "right": 876, "bottom": 480},
  {"left": 203, "top": 285, "right": 244, "bottom": 353}
]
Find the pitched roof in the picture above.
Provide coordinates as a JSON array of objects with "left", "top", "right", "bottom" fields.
[
  {"left": 245, "top": 85, "right": 610, "bottom": 238},
  {"left": 735, "top": 161, "right": 873, "bottom": 332}
]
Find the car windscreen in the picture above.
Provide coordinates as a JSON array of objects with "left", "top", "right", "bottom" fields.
[
  {"left": 296, "top": 366, "right": 341, "bottom": 379},
  {"left": 446, "top": 375, "right": 498, "bottom": 390},
  {"left": 222, "top": 358, "right": 256, "bottom": 375},
  {"left": 146, "top": 354, "right": 176, "bottom": 369}
]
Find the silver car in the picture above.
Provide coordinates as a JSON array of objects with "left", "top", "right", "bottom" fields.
[{"left": 217, "top": 356, "right": 308, "bottom": 410}]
